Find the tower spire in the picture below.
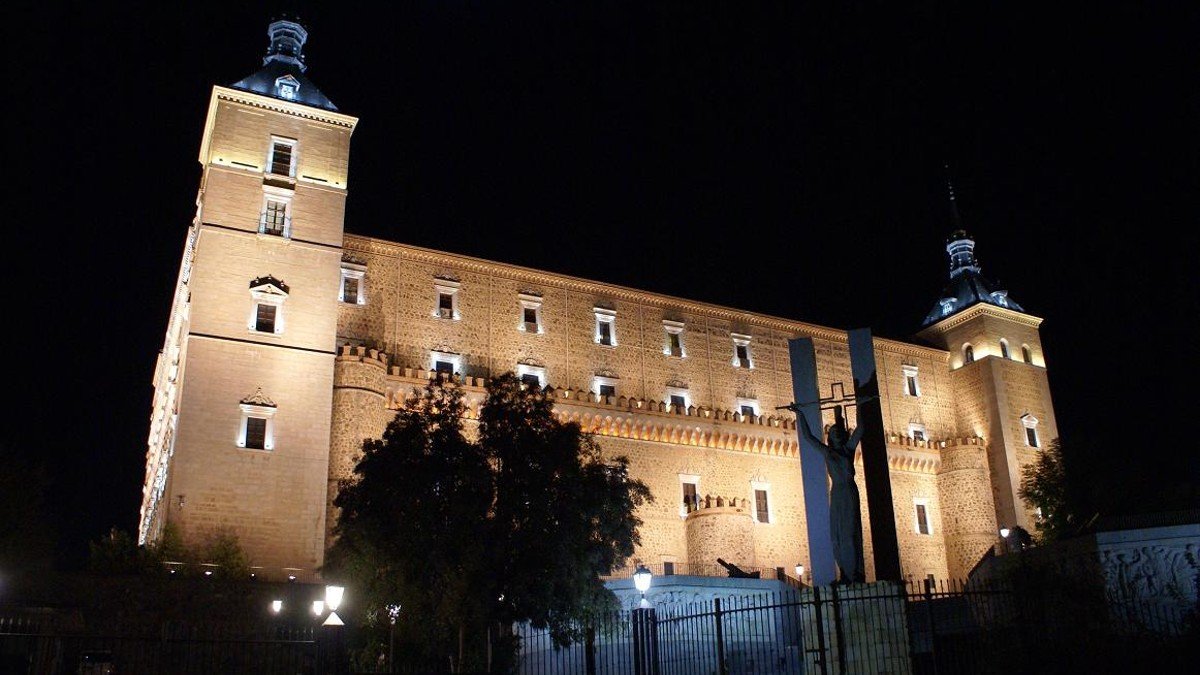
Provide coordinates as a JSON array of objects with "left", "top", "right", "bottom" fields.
[
  {"left": 944, "top": 163, "right": 962, "bottom": 230},
  {"left": 264, "top": 18, "right": 309, "bottom": 72}
]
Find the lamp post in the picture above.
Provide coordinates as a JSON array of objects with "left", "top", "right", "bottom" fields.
[
  {"left": 794, "top": 563, "right": 805, "bottom": 585},
  {"left": 311, "top": 585, "right": 347, "bottom": 675},
  {"left": 323, "top": 585, "right": 345, "bottom": 626},
  {"left": 633, "top": 564, "right": 653, "bottom": 609},
  {"left": 386, "top": 604, "right": 401, "bottom": 674},
  {"left": 270, "top": 599, "right": 283, "bottom": 614},
  {"left": 999, "top": 527, "right": 1011, "bottom": 554},
  {"left": 631, "top": 565, "right": 658, "bottom": 675}
]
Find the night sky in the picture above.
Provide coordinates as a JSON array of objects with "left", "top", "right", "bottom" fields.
[{"left": 7, "top": 2, "right": 1196, "bottom": 566}]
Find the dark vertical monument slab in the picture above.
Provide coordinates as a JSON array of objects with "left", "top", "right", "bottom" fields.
[
  {"left": 788, "top": 337, "right": 836, "bottom": 586},
  {"left": 788, "top": 330, "right": 903, "bottom": 585},
  {"left": 847, "top": 328, "right": 902, "bottom": 581}
]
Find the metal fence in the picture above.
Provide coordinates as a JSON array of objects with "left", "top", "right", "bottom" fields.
[
  {"left": 517, "top": 578, "right": 1198, "bottom": 675},
  {"left": 5, "top": 577, "right": 1193, "bottom": 674},
  {"left": 0, "top": 617, "right": 323, "bottom": 675}
]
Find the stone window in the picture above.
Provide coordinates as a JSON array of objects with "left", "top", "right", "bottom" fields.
[
  {"left": 963, "top": 343, "right": 975, "bottom": 364},
  {"left": 248, "top": 275, "right": 289, "bottom": 335},
  {"left": 255, "top": 304, "right": 277, "bottom": 333},
  {"left": 430, "top": 350, "right": 461, "bottom": 379},
  {"left": 902, "top": 364, "right": 921, "bottom": 397},
  {"left": 340, "top": 263, "right": 367, "bottom": 305},
  {"left": 737, "top": 397, "right": 759, "bottom": 419},
  {"left": 267, "top": 137, "right": 297, "bottom": 178},
  {"left": 259, "top": 183, "right": 294, "bottom": 238},
  {"left": 593, "top": 375, "right": 619, "bottom": 399},
  {"left": 663, "top": 320, "right": 686, "bottom": 357},
  {"left": 1021, "top": 414, "right": 1040, "bottom": 448},
  {"left": 666, "top": 385, "right": 690, "bottom": 412},
  {"left": 679, "top": 474, "right": 700, "bottom": 517},
  {"left": 731, "top": 333, "right": 754, "bottom": 369},
  {"left": 517, "top": 363, "right": 546, "bottom": 389},
  {"left": 1000, "top": 338, "right": 1011, "bottom": 359},
  {"left": 913, "top": 499, "right": 931, "bottom": 535},
  {"left": 594, "top": 307, "right": 617, "bottom": 346},
  {"left": 1022, "top": 344, "right": 1033, "bottom": 364},
  {"left": 237, "top": 389, "right": 277, "bottom": 451},
  {"left": 517, "top": 293, "right": 544, "bottom": 334},
  {"left": 751, "top": 480, "right": 772, "bottom": 524},
  {"left": 908, "top": 423, "right": 926, "bottom": 442},
  {"left": 261, "top": 197, "right": 290, "bottom": 236},
  {"left": 433, "top": 278, "right": 461, "bottom": 320}
]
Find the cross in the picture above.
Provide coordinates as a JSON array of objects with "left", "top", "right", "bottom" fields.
[{"left": 776, "top": 382, "right": 876, "bottom": 426}]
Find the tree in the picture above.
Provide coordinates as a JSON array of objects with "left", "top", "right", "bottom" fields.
[
  {"left": 327, "top": 374, "right": 651, "bottom": 671},
  {"left": 1019, "top": 437, "right": 1074, "bottom": 542},
  {"left": 327, "top": 378, "right": 494, "bottom": 671},
  {"left": 481, "top": 374, "right": 651, "bottom": 646},
  {"left": 202, "top": 528, "right": 250, "bottom": 578}
]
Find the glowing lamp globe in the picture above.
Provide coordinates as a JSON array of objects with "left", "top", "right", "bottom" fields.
[
  {"left": 312, "top": 600, "right": 325, "bottom": 616},
  {"left": 325, "top": 585, "right": 345, "bottom": 612},
  {"left": 999, "top": 527, "right": 1011, "bottom": 539},
  {"left": 271, "top": 600, "right": 283, "bottom": 614},
  {"left": 633, "top": 565, "right": 653, "bottom": 593}
]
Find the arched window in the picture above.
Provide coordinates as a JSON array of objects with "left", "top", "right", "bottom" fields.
[
  {"left": 1022, "top": 344, "right": 1033, "bottom": 364},
  {"left": 963, "top": 343, "right": 975, "bottom": 364},
  {"left": 999, "top": 339, "right": 1011, "bottom": 359}
]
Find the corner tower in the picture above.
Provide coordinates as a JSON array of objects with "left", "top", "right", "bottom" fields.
[
  {"left": 138, "top": 20, "right": 358, "bottom": 579},
  {"left": 918, "top": 231, "right": 1058, "bottom": 533}
]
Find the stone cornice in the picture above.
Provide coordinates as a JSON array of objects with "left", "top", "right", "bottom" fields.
[
  {"left": 210, "top": 86, "right": 358, "bottom": 129},
  {"left": 343, "top": 235, "right": 947, "bottom": 358},
  {"left": 918, "top": 303, "right": 1044, "bottom": 337}
]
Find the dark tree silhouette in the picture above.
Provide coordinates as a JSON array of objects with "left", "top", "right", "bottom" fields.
[{"left": 327, "top": 374, "right": 651, "bottom": 671}]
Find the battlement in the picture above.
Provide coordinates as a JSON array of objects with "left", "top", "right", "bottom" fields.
[{"left": 334, "top": 344, "right": 980, "bottom": 471}]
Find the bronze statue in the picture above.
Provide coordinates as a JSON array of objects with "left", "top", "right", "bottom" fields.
[{"left": 796, "top": 405, "right": 867, "bottom": 583}]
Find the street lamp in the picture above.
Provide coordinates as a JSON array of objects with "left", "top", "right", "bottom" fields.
[
  {"left": 999, "top": 527, "right": 1011, "bottom": 539},
  {"left": 633, "top": 564, "right": 652, "bottom": 609},
  {"left": 271, "top": 599, "right": 283, "bottom": 614},
  {"left": 794, "top": 564, "right": 805, "bottom": 582},
  {"left": 631, "top": 565, "right": 658, "bottom": 673},
  {"left": 312, "top": 600, "right": 325, "bottom": 616},
  {"left": 323, "top": 585, "right": 345, "bottom": 626}
]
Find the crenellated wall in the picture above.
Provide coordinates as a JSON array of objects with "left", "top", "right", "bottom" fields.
[
  {"left": 329, "top": 345, "right": 977, "bottom": 581},
  {"left": 936, "top": 439, "right": 998, "bottom": 579}
]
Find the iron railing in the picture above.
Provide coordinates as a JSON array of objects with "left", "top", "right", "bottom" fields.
[{"left": 516, "top": 578, "right": 1198, "bottom": 675}]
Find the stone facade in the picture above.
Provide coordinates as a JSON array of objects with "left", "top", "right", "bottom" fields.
[
  {"left": 319, "top": 237, "right": 1026, "bottom": 583},
  {"left": 139, "top": 31, "right": 1059, "bottom": 585}
]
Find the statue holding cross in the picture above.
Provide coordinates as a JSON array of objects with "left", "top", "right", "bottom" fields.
[
  {"left": 782, "top": 388, "right": 877, "bottom": 583},
  {"left": 786, "top": 331, "right": 903, "bottom": 586}
]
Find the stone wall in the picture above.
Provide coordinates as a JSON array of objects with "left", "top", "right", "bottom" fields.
[
  {"left": 685, "top": 505, "right": 757, "bottom": 572},
  {"left": 330, "top": 358, "right": 970, "bottom": 580}
]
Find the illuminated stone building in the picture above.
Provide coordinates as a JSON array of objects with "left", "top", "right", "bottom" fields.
[{"left": 138, "top": 21, "right": 1058, "bottom": 583}]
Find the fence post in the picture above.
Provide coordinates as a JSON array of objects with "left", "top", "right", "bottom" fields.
[
  {"left": 632, "top": 607, "right": 659, "bottom": 675},
  {"left": 585, "top": 621, "right": 596, "bottom": 675},
  {"left": 713, "top": 598, "right": 728, "bottom": 675},
  {"left": 923, "top": 578, "right": 939, "bottom": 675},
  {"left": 812, "top": 586, "right": 829, "bottom": 675},
  {"left": 831, "top": 584, "right": 846, "bottom": 674}
]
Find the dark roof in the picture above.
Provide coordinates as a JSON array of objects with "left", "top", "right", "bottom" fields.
[
  {"left": 921, "top": 269, "right": 1025, "bottom": 326},
  {"left": 230, "top": 60, "right": 338, "bottom": 112}
]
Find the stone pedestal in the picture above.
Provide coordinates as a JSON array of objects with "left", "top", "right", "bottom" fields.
[{"left": 801, "top": 581, "right": 913, "bottom": 675}]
